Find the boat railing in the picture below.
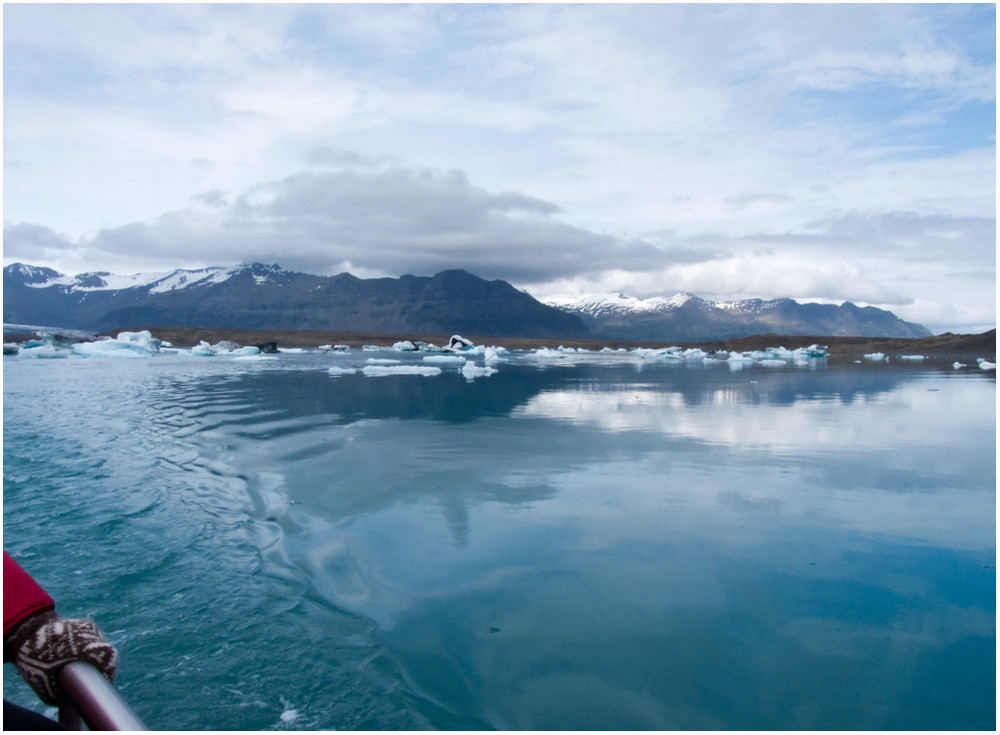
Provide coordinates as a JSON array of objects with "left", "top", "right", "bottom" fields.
[{"left": 57, "top": 661, "right": 148, "bottom": 730}]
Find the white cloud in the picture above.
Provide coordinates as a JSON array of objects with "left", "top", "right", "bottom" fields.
[{"left": 2, "top": 3, "right": 994, "bottom": 334}]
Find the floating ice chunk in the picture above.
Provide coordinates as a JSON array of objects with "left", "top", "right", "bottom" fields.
[
  {"left": 977, "top": 358, "right": 996, "bottom": 370},
  {"left": 900, "top": 355, "right": 925, "bottom": 360},
  {"left": 759, "top": 359, "right": 788, "bottom": 367},
  {"left": 362, "top": 365, "right": 441, "bottom": 376},
  {"left": 333, "top": 344, "right": 350, "bottom": 352},
  {"left": 484, "top": 346, "right": 504, "bottom": 362},
  {"left": 727, "top": 351, "right": 754, "bottom": 363},
  {"left": 952, "top": 361, "right": 967, "bottom": 369},
  {"left": 3, "top": 343, "right": 19, "bottom": 355},
  {"left": 18, "top": 344, "right": 71, "bottom": 359},
  {"left": 423, "top": 355, "right": 466, "bottom": 364},
  {"left": 328, "top": 366, "right": 357, "bottom": 376},
  {"left": 447, "top": 335, "right": 474, "bottom": 351},
  {"left": 278, "top": 697, "right": 300, "bottom": 725},
  {"left": 863, "top": 353, "right": 887, "bottom": 361},
  {"left": 461, "top": 360, "right": 498, "bottom": 380},
  {"left": 74, "top": 330, "right": 160, "bottom": 358},
  {"left": 392, "top": 340, "right": 418, "bottom": 351},
  {"left": 190, "top": 340, "right": 217, "bottom": 356}
]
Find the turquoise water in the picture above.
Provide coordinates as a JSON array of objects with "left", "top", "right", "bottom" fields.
[{"left": 3, "top": 349, "right": 995, "bottom": 730}]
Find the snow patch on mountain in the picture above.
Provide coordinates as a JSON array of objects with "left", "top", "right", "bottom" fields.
[
  {"left": 548, "top": 292, "right": 705, "bottom": 316},
  {"left": 17, "top": 264, "right": 274, "bottom": 294}
]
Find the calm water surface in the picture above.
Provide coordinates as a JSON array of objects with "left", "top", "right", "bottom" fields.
[{"left": 3, "top": 349, "right": 995, "bottom": 730}]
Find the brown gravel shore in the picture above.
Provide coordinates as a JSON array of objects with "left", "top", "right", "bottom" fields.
[{"left": 69, "top": 325, "right": 995, "bottom": 364}]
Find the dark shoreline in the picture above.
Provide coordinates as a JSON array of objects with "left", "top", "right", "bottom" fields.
[
  {"left": 5, "top": 324, "right": 995, "bottom": 364},
  {"left": 8, "top": 325, "right": 986, "bottom": 363}
]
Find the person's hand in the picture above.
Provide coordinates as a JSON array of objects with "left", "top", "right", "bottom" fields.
[{"left": 7, "top": 611, "right": 119, "bottom": 705}]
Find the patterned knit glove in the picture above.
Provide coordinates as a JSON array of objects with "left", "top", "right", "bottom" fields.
[{"left": 8, "top": 611, "right": 119, "bottom": 706}]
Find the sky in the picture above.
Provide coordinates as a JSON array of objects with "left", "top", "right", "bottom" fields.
[{"left": 3, "top": 3, "right": 995, "bottom": 334}]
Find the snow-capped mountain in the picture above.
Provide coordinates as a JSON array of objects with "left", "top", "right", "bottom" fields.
[
  {"left": 548, "top": 291, "right": 932, "bottom": 341},
  {"left": 3, "top": 262, "right": 590, "bottom": 339},
  {"left": 4, "top": 262, "right": 931, "bottom": 341}
]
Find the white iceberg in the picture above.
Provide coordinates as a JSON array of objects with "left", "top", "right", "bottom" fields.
[
  {"left": 362, "top": 365, "right": 442, "bottom": 376},
  {"left": 73, "top": 330, "right": 161, "bottom": 358},
  {"left": 18, "top": 344, "right": 72, "bottom": 359},
  {"left": 953, "top": 361, "right": 967, "bottom": 369},
  {"left": 423, "top": 355, "right": 466, "bottom": 365},
  {"left": 328, "top": 366, "right": 357, "bottom": 376},
  {"left": 863, "top": 353, "right": 887, "bottom": 361},
  {"left": 447, "top": 335, "right": 475, "bottom": 351},
  {"left": 190, "top": 341, "right": 218, "bottom": 356},
  {"left": 461, "top": 360, "right": 498, "bottom": 380},
  {"left": 977, "top": 358, "right": 996, "bottom": 371},
  {"left": 392, "top": 340, "right": 419, "bottom": 351},
  {"left": 900, "top": 355, "right": 926, "bottom": 361}
]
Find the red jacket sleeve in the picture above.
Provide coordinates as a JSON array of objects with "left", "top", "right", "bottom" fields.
[{"left": 4, "top": 551, "right": 56, "bottom": 634}]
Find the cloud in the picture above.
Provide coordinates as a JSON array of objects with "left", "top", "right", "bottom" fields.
[{"left": 2, "top": 4, "right": 994, "bottom": 333}]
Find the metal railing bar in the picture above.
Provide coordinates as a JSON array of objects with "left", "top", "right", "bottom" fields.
[{"left": 57, "top": 661, "right": 148, "bottom": 731}]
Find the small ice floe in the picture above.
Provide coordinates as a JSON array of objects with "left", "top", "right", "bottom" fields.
[
  {"left": 953, "top": 361, "right": 967, "bottom": 369},
  {"left": 392, "top": 340, "right": 419, "bottom": 351},
  {"left": 362, "top": 365, "right": 441, "bottom": 376},
  {"left": 977, "top": 358, "right": 996, "bottom": 370},
  {"left": 446, "top": 335, "right": 475, "bottom": 351},
  {"left": 328, "top": 366, "right": 357, "bottom": 377},
  {"left": 278, "top": 697, "right": 300, "bottom": 727},
  {"left": 423, "top": 354, "right": 466, "bottom": 365},
  {"left": 900, "top": 355, "right": 926, "bottom": 361},
  {"left": 461, "top": 360, "right": 498, "bottom": 380},
  {"left": 3, "top": 342, "right": 19, "bottom": 355},
  {"left": 759, "top": 359, "right": 788, "bottom": 367},
  {"left": 863, "top": 353, "right": 887, "bottom": 361}
]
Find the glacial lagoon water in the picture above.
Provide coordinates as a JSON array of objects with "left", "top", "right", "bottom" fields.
[{"left": 3, "top": 346, "right": 995, "bottom": 730}]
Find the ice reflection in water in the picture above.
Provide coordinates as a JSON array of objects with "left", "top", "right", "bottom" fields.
[{"left": 3, "top": 352, "right": 995, "bottom": 730}]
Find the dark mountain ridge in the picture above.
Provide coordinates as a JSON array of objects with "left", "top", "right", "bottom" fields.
[
  {"left": 4, "top": 262, "right": 932, "bottom": 341},
  {"left": 3, "top": 262, "right": 591, "bottom": 340}
]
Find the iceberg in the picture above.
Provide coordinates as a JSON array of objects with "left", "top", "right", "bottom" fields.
[
  {"left": 362, "top": 365, "right": 442, "bottom": 376},
  {"left": 976, "top": 358, "right": 996, "bottom": 371},
  {"left": 953, "top": 361, "right": 967, "bottom": 369},
  {"left": 190, "top": 341, "right": 218, "bottom": 356},
  {"left": 446, "top": 335, "right": 474, "bottom": 351},
  {"left": 328, "top": 366, "right": 357, "bottom": 376},
  {"left": 900, "top": 355, "right": 925, "bottom": 361},
  {"left": 73, "top": 330, "right": 161, "bottom": 358},
  {"left": 863, "top": 353, "right": 887, "bottom": 361},
  {"left": 392, "top": 340, "right": 419, "bottom": 351},
  {"left": 423, "top": 355, "right": 466, "bottom": 365},
  {"left": 461, "top": 360, "right": 498, "bottom": 380},
  {"left": 18, "top": 344, "right": 72, "bottom": 359}
]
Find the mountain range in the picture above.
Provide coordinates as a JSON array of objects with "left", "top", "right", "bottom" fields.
[
  {"left": 3, "top": 262, "right": 931, "bottom": 341},
  {"left": 549, "top": 292, "right": 932, "bottom": 341}
]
